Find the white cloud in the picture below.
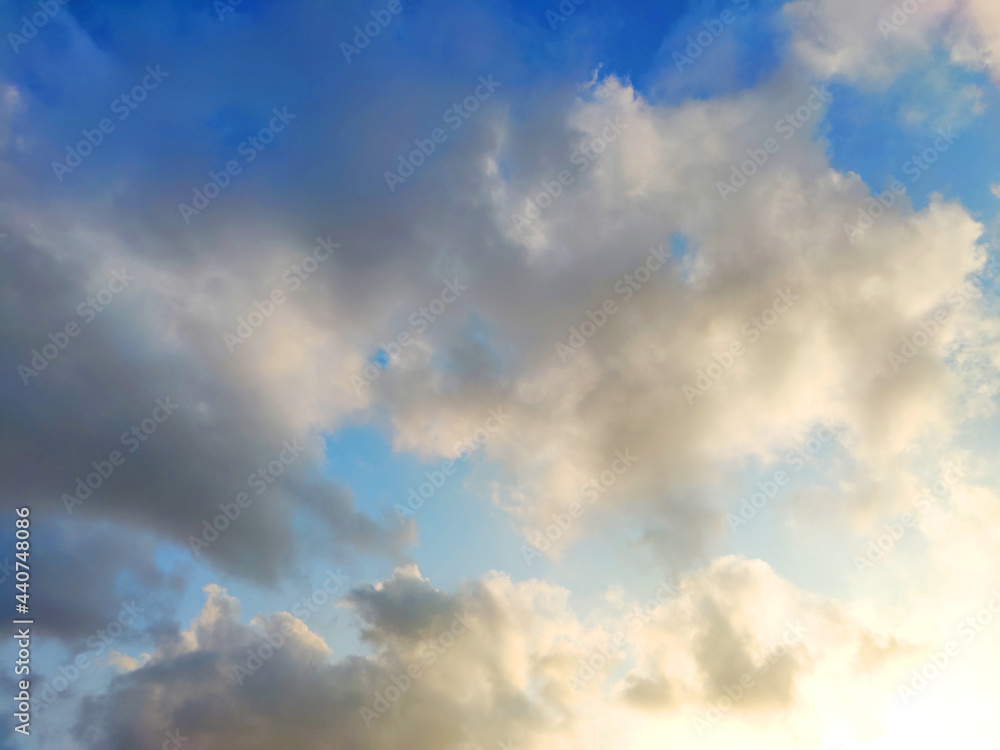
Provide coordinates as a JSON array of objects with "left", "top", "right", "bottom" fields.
[{"left": 78, "top": 558, "right": 1000, "bottom": 750}]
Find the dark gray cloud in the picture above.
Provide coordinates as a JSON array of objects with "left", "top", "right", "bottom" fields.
[
  {"left": 73, "top": 574, "right": 556, "bottom": 750},
  {"left": 0, "top": 520, "right": 176, "bottom": 643}
]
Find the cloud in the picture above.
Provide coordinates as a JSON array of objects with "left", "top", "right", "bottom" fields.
[
  {"left": 2, "top": 4, "right": 1000, "bottom": 747},
  {"left": 2, "top": 6, "right": 995, "bottom": 582},
  {"left": 0, "top": 520, "right": 173, "bottom": 643},
  {"left": 785, "top": 0, "right": 1000, "bottom": 85},
  {"left": 73, "top": 570, "right": 582, "bottom": 750},
  {"left": 71, "top": 558, "right": 939, "bottom": 750}
]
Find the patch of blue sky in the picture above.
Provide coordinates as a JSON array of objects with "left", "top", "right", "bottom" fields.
[
  {"left": 824, "top": 51, "right": 1000, "bottom": 216},
  {"left": 317, "top": 421, "right": 656, "bottom": 619},
  {"left": 321, "top": 421, "right": 522, "bottom": 592},
  {"left": 646, "top": 0, "right": 788, "bottom": 104},
  {"left": 717, "top": 429, "right": 856, "bottom": 597}
]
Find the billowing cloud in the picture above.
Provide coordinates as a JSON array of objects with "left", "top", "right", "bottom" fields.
[
  {"left": 71, "top": 558, "right": 958, "bottom": 750},
  {"left": 2, "top": 2, "right": 1000, "bottom": 748},
  {"left": 786, "top": 0, "right": 1000, "bottom": 85}
]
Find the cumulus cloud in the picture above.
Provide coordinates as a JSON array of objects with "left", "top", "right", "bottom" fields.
[
  {"left": 3, "top": 2, "right": 1000, "bottom": 747},
  {"left": 785, "top": 0, "right": 1000, "bottom": 85},
  {"left": 74, "top": 569, "right": 581, "bottom": 750},
  {"left": 2, "top": 2, "right": 996, "bottom": 580},
  {"left": 69, "top": 558, "right": 948, "bottom": 750}
]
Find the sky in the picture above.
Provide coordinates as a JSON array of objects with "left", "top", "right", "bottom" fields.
[{"left": 1, "top": 0, "right": 999, "bottom": 748}]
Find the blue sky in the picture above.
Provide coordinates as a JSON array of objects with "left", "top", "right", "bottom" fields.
[{"left": 2, "top": 0, "right": 1000, "bottom": 748}]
